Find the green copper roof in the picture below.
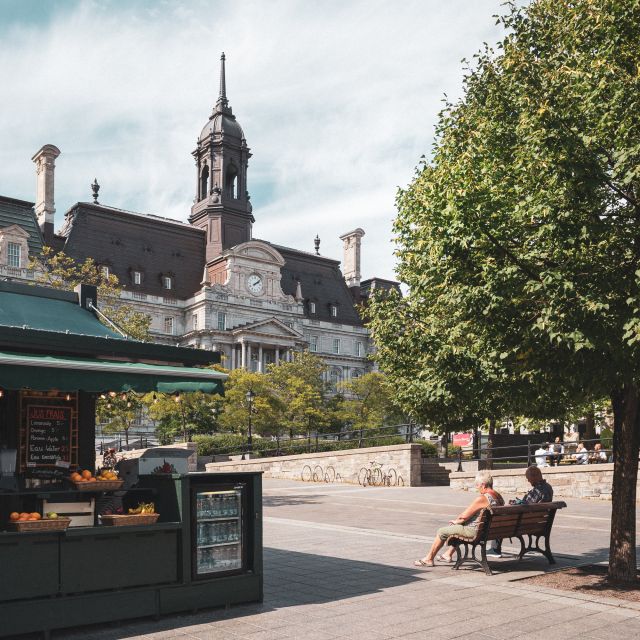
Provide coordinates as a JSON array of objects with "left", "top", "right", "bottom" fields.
[{"left": 0, "top": 290, "right": 123, "bottom": 339}]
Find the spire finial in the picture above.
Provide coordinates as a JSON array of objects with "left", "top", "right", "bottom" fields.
[
  {"left": 91, "top": 178, "right": 100, "bottom": 204},
  {"left": 314, "top": 235, "right": 320, "bottom": 255},
  {"left": 216, "top": 52, "right": 229, "bottom": 111}
]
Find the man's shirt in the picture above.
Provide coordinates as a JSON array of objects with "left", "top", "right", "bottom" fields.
[{"left": 523, "top": 480, "right": 553, "bottom": 503}]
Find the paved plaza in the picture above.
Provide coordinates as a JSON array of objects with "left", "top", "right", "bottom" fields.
[{"left": 59, "top": 479, "right": 640, "bottom": 640}]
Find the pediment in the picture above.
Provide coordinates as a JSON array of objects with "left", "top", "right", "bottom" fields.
[
  {"left": 0, "top": 224, "right": 30, "bottom": 239},
  {"left": 227, "top": 241, "right": 285, "bottom": 267},
  {"left": 232, "top": 317, "right": 302, "bottom": 338}
]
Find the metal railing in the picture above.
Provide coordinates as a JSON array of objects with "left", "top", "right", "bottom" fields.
[
  {"left": 451, "top": 436, "right": 613, "bottom": 472},
  {"left": 198, "top": 422, "right": 425, "bottom": 459}
]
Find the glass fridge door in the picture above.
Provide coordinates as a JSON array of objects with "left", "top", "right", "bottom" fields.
[{"left": 194, "top": 487, "right": 243, "bottom": 576}]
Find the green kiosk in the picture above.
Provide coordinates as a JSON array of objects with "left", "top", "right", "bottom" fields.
[{"left": 0, "top": 281, "right": 263, "bottom": 638}]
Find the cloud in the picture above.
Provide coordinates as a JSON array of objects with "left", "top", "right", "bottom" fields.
[{"left": 0, "top": 0, "right": 504, "bottom": 281}]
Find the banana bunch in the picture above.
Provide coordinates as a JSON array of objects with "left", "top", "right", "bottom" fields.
[{"left": 128, "top": 502, "right": 155, "bottom": 514}]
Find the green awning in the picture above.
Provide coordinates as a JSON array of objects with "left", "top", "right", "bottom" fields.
[{"left": 0, "top": 352, "right": 226, "bottom": 394}]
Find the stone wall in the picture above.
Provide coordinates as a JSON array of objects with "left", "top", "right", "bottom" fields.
[
  {"left": 205, "top": 443, "right": 423, "bottom": 486},
  {"left": 449, "top": 463, "right": 623, "bottom": 500}
]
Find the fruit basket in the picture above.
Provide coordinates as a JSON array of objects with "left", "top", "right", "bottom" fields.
[
  {"left": 73, "top": 480, "right": 124, "bottom": 491},
  {"left": 8, "top": 517, "right": 71, "bottom": 532},
  {"left": 100, "top": 513, "right": 160, "bottom": 526}
]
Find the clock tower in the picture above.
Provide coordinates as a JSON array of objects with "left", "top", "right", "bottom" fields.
[{"left": 189, "top": 53, "right": 254, "bottom": 263}]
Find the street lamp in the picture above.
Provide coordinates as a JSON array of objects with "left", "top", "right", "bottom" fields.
[{"left": 245, "top": 389, "right": 255, "bottom": 458}]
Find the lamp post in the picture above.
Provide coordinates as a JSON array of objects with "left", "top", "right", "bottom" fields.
[{"left": 245, "top": 389, "right": 255, "bottom": 458}]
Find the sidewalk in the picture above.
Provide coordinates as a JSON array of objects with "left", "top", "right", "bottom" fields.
[{"left": 59, "top": 481, "right": 640, "bottom": 640}]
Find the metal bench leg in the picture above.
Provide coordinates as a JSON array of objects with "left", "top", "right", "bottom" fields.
[
  {"left": 453, "top": 543, "right": 464, "bottom": 570},
  {"left": 479, "top": 542, "right": 492, "bottom": 576},
  {"left": 543, "top": 535, "right": 556, "bottom": 564},
  {"left": 516, "top": 535, "right": 526, "bottom": 561}
]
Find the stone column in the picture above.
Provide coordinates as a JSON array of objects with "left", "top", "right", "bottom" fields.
[
  {"left": 247, "top": 343, "right": 252, "bottom": 371},
  {"left": 258, "top": 344, "right": 263, "bottom": 372},
  {"left": 275, "top": 348, "right": 280, "bottom": 365},
  {"left": 230, "top": 344, "right": 236, "bottom": 370},
  {"left": 241, "top": 341, "right": 247, "bottom": 369}
]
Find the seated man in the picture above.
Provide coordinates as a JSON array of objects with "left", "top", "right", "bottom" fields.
[
  {"left": 589, "top": 443, "right": 608, "bottom": 463},
  {"left": 488, "top": 466, "right": 553, "bottom": 558},
  {"left": 549, "top": 437, "right": 564, "bottom": 466},
  {"left": 534, "top": 443, "right": 549, "bottom": 467},
  {"left": 574, "top": 442, "right": 588, "bottom": 464}
]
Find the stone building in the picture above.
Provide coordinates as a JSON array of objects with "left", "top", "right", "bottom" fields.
[{"left": 1, "top": 55, "right": 399, "bottom": 388}]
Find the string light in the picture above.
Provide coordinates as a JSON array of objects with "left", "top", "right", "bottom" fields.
[
  {"left": 65, "top": 393, "right": 72, "bottom": 401},
  {"left": 0, "top": 389, "right": 4, "bottom": 398},
  {"left": 174, "top": 393, "right": 181, "bottom": 403}
]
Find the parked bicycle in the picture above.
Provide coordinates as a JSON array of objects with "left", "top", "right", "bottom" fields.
[{"left": 357, "top": 460, "right": 402, "bottom": 487}]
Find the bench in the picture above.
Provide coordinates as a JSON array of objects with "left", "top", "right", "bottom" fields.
[{"left": 446, "top": 501, "right": 567, "bottom": 575}]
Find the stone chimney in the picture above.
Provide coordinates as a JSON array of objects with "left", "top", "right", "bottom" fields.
[
  {"left": 339, "top": 228, "right": 365, "bottom": 287},
  {"left": 32, "top": 144, "right": 61, "bottom": 243}
]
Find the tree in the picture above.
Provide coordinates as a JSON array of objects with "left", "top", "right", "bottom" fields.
[
  {"left": 218, "top": 369, "right": 281, "bottom": 448},
  {"left": 267, "top": 352, "right": 328, "bottom": 447},
  {"left": 96, "top": 392, "right": 145, "bottom": 448},
  {"left": 31, "top": 247, "right": 151, "bottom": 340},
  {"left": 368, "top": 0, "right": 640, "bottom": 582},
  {"left": 338, "top": 372, "right": 403, "bottom": 441},
  {"left": 146, "top": 391, "right": 223, "bottom": 443}
]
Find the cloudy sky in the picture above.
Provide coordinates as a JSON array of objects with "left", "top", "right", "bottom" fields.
[{"left": 0, "top": 0, "right": 505, "bottom": 282}]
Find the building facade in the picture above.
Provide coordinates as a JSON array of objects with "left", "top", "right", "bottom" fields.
[{"left": 2, "top": 55, "right": 399, "bottom": 388}]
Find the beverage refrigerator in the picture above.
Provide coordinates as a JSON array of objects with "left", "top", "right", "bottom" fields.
[{"left": 192, "top": 483, "right": 247, "bottom": 579}]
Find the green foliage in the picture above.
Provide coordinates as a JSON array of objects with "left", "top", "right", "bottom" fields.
[
  {"left": 145, "top": 391, "right": 222, "bottom": 443},
  {"left": 96, "top": 392, "right": 145, "bottom": 447},
  {"left": 338, "top": 372, "right": 404, "bottom": 431},
  {"left": 368, "top": 0, "right": 640, "bottom": 581},
  {"left": 30, "top": 247, "right": 151, "bottom": 341},
  {"left": 193, "top": 432, "right": 416, "bottom": 458}
]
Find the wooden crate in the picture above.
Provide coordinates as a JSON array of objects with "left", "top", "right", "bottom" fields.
[{"left": 43, "top": 499, "right": 94, "bottom": 527}]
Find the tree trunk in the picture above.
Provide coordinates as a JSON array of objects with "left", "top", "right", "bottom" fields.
[
  {"left": 608, "top": 384, "right": 640, "bottom": 583},
  {"left": 585, "top": 407, "right": 596, "bottom": 441},
  {"left": 487, "top": 419, "right": 496, "bottom": 470}
]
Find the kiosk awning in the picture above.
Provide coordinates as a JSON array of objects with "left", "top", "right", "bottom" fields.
[{"left": 0, "top": 351, "right": 226, "bottom": 394}]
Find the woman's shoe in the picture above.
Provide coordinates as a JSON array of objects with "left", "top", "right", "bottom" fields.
[
  {"left": 437, "top": 554, "right": 453, "bottom": 563},
  {"left": 413, "top": 559, "right": 434, "bottom": 567}
]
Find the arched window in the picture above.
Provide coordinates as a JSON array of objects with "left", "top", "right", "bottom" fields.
[
  {"left": 225, "top": 163, "right": 238, "bottom": 199},
  {"left": 200, "top": 164, "right": 209, "bottom": 200}
]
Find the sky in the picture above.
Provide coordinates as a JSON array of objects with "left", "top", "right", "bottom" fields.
[{"left": 0, "top": 0, "right": 506, "bottom": 282}]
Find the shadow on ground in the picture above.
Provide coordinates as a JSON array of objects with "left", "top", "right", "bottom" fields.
[
  {"left": 44, "top": 548, "right": 426, "bottom": 639},
  {"left": 262, "top": 493, "right": 323, "bottom": 507}
]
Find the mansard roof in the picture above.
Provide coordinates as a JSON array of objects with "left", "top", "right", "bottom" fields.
[
  {"left": 0, "top": 195, "right": 43, "bottom": 255},
  {"left": 58, "top": 202, "right": 205, "bottom": 299},
  {"left": 266, "top": 242, "right": 362, "bottom": 326}
]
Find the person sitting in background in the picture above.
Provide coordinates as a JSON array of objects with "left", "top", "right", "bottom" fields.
[
  {"left": 488, "top": 466, "right": 553, "bottom": 558},
  {"left": 574, "top": 442, "right": 588, "bottom": 464},
  {"left": 534, "top": 443, "right": 549, "bottom": 467},
  {"left": 549, "top": 437, "right": 564, "bottom": 466},
  {"left": 589, "top": 443, "right": 608, "bottom": 463},
  {"left": 414, "top": 470, "right": 504, "bottom": 567}
]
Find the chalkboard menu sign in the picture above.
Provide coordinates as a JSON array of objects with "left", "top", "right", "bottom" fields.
[{"left": 26, "top": 404, "right": 72, "bottom": 469}]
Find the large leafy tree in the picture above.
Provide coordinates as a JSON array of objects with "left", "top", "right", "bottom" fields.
[
  {"left": 31, "top": 247, "right": 151, "bottom": 340},
  {"left": 369, "top": 0, "right": 640, "bottom": 582},
  {"left": 267, "top": 351, "right": 328, "bottom": 445},
  {"left": 96, "top": 393, "right": 145, "bottom": 448},
  {"left": 146, "top": 391, "right": 223, "bottom": 443}
]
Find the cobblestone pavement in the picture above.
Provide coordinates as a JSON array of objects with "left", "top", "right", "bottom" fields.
[{"left": 58, "top": 479, "right": 640, "bottom": 640}]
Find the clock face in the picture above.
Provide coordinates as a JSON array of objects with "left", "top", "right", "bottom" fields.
[{"left": 246, "top": 274, "right": 263, "bottom": 295}]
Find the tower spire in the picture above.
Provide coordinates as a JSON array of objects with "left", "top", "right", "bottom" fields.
[{"left": 216, "top": 52, "right": 229, "bottom": 111}]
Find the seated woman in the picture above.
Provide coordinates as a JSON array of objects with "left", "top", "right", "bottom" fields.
[{"left": 414, "top": 470, "right": 504, "bottom": 567}]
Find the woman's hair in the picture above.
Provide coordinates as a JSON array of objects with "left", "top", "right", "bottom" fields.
[{"left": 475, "top": 470, "right": 493, "bottom": 488}]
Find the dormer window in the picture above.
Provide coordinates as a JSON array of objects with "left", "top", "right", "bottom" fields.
[
  {"left": 7, "top": 242, "right": 21, "bottom": 268},
  {"left": 309, "top": 301, "right": 316, "bottom": 314},
  {"left": 163, "top": 275, "right": 173, "bottom": 290},
  {"left": 330, "top": 304, "right": 337, "bottom": 318},
  {"left": 133, "top": 270, "right": 142, "bottom": 285}
]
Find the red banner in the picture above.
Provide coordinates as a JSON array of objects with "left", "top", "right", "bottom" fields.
[{"left": 452, "top": 433, "right": 473, "bottom": 448}]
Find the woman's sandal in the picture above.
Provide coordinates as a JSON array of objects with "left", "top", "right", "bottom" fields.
[
  {"left": 413, "top": 559, "right": 434, "bottom": 567},
  {"left": 437, "top": 554, "right": 453, "bottom": 563}
]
